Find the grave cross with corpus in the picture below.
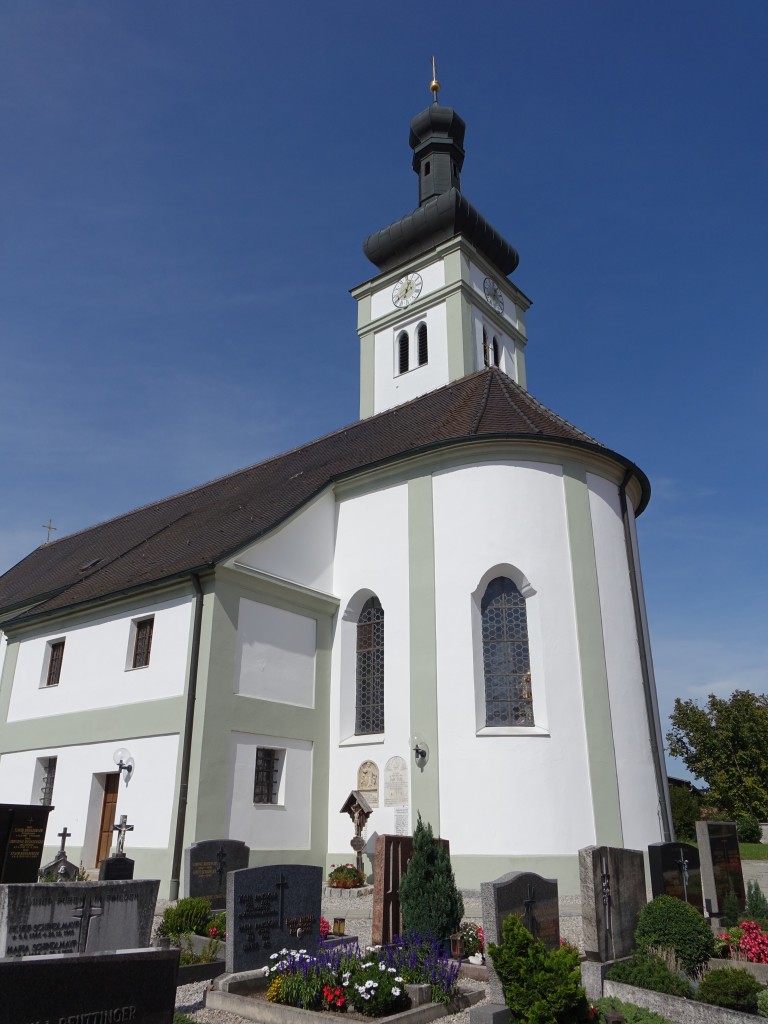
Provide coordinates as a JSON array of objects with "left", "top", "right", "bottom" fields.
[{"left": 112, "top": 814, "right": 134, "bottom": 855}]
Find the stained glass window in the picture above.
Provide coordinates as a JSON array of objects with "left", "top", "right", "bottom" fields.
[
  {"left": 254, "top": 747, "right": 278, "bottom": 804},
  {"left": 355, "top": 597, "right": 385, "bottom": 735},
  {"left": 481, "top": 577, "right": 533, "bottom": 727}
]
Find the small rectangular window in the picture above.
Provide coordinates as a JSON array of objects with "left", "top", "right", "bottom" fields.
[
  {"left": 132, "top": 617, "right": 154, "bottom": 668},
  {"left": 46, "top": 641, "right": 65, "bottom": 687},
  {"left": 40, "top": 756, "right": 57, "bottom": 805},
  {"left": 254, "top": 747, "right": 281, "bottom": 804}
]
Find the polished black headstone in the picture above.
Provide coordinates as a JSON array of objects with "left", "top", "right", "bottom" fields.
[
  {"left": 99, "top": 854, "right": 135, "bottom": 880},
  {"left": 0, "top": 803, "right": 53, "bottom": 882},
  {"left": 0, "top": 947, "right": 178, "bottom": 1024},
  {"left": 185, "top": 838, "right": 250, "bottom": 910},
  {"left": 648, "top": 842, "right": 703, "bottom": 911},
  {"left": 696, "top": 820, "right": 745, "bottom": 915},
  {"left": 227, "top": 863, "right": 323, "bottom": 973}
]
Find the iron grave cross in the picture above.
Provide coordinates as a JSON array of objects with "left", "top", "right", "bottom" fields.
[
  {"left": 523, "top": 883, "right": 537, "bottom": 937},
  {"left": 112, "top": 814, "right": 134, "bottom": 855},
  {"left": 57, "top": 826, "right": 72, "bottom": 854}
]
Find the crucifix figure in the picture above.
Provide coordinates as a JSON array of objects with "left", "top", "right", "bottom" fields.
[
  {"left": 523, "top": 883, "right": 537, "bottom": 937},
  {"left": 674, "top": 847, "right": 689, "bottom": 903},
  {"left": 275, "top": 871, "right": 288, "bottom": 930},
  {"left": 600, "top": 852, "right": 613, "bottom": 935},
  {"left": 216, "top": 844, "right": 227, "bottom": 889},
  {"left": 57, "top": 826, "right": 72, "bottom": 854},
  {"left": 72, "top": 897, "right": 103, "bottom": 952},
  {"left": 112, "top": 814, "right": 134, "bottom": 855}
]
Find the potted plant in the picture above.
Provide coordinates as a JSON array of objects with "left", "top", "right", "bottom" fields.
[
  {"left": 326, "top": 863, "right": 366, "bottom": 888},
  {"left": 460, "top": 922, "right": 485, "bottom": 963}
]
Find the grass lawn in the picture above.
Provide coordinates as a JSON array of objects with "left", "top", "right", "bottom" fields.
[{"left": 740, "top": 843, "right": 768, "bottom": 860}]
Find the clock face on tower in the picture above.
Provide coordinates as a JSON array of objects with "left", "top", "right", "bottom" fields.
[
  {"left": 483, "top": 276, "right": 504, "bottom": 314},
  {"left": 392, "top": 272, "right": 423, "bottom": 308}
]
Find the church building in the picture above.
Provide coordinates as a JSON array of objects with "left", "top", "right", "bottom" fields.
[{"left": 0, "top": 84, "right": 672, "bottom": 898}]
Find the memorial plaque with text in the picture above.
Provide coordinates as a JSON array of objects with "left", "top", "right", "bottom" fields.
[
  {"left": 227, "top": 863, "right": 323, "bottom": 973},
  {"left": 0, "top": 804, "right": 53, "bottom": 883},
  {"left": 384, "top": 756, "right": 409, "bottom": 807},
  {"left": 185, "top": 838, "right": 250, "bottom": 909}
]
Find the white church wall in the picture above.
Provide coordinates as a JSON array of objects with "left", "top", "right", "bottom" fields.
[
  {"left": 432, "top": 461, "right": 595, "bottom": 855},
  {"left": 7, "top": 595, "right": 192, "bottom": 723},
  {"left": 587, "top": 472, "right": 664, "bottom": 846},
  {"left": 227, "top": 732, "right": 313, "bottom": 850},
  {"left": 232, "top": 490, "right": 337, "bottom": 594},
  {"left": 234, "top": 598, "right": 317, "bottom": 708},
  {"left": 327, "top": 483, "right": 413, "bottom": 853},
  {"left": 0, "top": 733, "right": 179, "bottom": 852},
  {"left": 373, "top": 305, "right": 450, "bottom": 414},
  {"left": 370, "top": 260, "right": 445, "bottom": 322}
]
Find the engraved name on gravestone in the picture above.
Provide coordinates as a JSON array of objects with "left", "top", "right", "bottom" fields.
[
  {"left": 579, "top": 845, "right": 646, "bottom": 963},
  {"left": 0, "top": 948, "right": 179, "bottom": 1024},
  {"left": 0, "top": 804, "right": 54, "bottom": 883},
  {"left": 648, "top": 841, "right": 703, "bottom": 911},
  {"left": 227, "top": 864, "right": 323, "bottom": 974},
  {"left": 185, "top": 839, "right": 250, "bottom": 909},
  {"left": 696, "top": 820, "right": 745, "bottom": 916},
  {"left": 481, "top": 871, "right": 560, "bottom": 1003},
  {"left": 384, "top": 756, "right": 408, "bottom": 807},
  {"left": 0, "top": 879, "right": 159, "bottom": 957}
]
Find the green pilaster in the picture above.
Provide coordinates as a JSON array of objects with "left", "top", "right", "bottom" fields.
[
  {"left": 407, "top": 476, "right": 440, "bottom": 833},
  {"left": 563, "top": 464, "right": 623, "bottom": 846},
  {"left": 359, "top": 331, "right": 375, "bottom": 419}
]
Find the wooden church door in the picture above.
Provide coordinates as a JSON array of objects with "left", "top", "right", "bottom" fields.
[{"left": 96, "top": 773, "right": 120, "bottom": 865}]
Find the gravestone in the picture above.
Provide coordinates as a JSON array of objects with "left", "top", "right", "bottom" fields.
[
  {"left": 185, "top": 838, "right": 250, "bottom": 909},
  {"left": 480, "top": 871, "right": 559, "bottom": 1004},
  {"left": 648, "top": 841, "right": 703, "bottom": 911},
  {"left": 100, "top": 853, "right": 135, "bottom": 880},
  {"left": 0, "top": 947, "right": 178, "bottom": 1024},
  {"left": 384, "top": 756, "right": 409, "bottom": 807},
  {"left": 39, "top": 825, "right": 79, "bottom": 882},
  {"left": 227, "top": 863, "right": 323, "bottom": 974},
  {"left": 0, "top": 879, "right": 159, "bottom": 956},
  {"left": 358, "top": 760, "right": 379, "bottom": 808},
  {"left": 580, "top": 845, "right": 646, "bottom": 962},
  {"left": 696, "top": 820, "right": 745, "bottom": 916},
  {"left": 371, "top": 832, "right": 450, "bottom": 945},
  {"left": 0, "top": 803, "right": 54, "bottom": 882}
]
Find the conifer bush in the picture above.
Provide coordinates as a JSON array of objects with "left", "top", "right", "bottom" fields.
[
  {"left": 746, "top": 879, "right": 768, "bottom": 922},
  {"left": 398, "top": 813, "right": 464, "bottom": 943},
  {"left": 696, "top": 966, "right": 764, "bottom": 1013},
  {"left": 634, "top": 894, "right": 715, "bottom": 978}
]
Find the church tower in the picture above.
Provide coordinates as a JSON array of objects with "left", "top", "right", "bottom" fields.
[{"left": 352, "top": 71, "right": 530, "bottom": 418}]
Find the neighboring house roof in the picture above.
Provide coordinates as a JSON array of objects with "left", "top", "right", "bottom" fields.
[{"left": 0, "top": 368, "right": 649, "bottom": 626}]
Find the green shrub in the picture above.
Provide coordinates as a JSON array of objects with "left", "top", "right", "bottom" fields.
[
  {"left": 488, "top": 912, "right": 591, "bottom": 1023},
  {"left": 398, "top": 813, "right": 463, "bottom": 942},
  {"left": 746, "top": 880, "right": 768, "bottom": 920},
  {"left": 737, "top": 815, "right": 762, "bottom": 844},
  {"left": 158, "top": 896, "right": 212, "bottom": 939},
  {"left": 720, "top": 887, "right": 740, "bottom": 927},
  {"left": 596, "top": 997, "right": 675, "bottom": 1024},
  {"left": 696, "top": 966, "right": 764, "bottom": 1013},
  {"left": 757, "top": 987, "right": 768, "bottom": 1018},
  {"left": 605, "top": 953, "right": 693, "bottom": 998},
  {"left": 634, "top": 894, "right": 715, "bottom": 978},
  {"left": 669, "top": 786, "right": 701, "bottom": 842}
]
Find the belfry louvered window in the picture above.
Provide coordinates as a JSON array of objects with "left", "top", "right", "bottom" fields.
[
  {"left": 481, "top": 577, "right": 533, "bottom": 727},
  {"left": 254, "top": 747, "right": 279, "bottom": 804},
  {"left": 355, "top": 597, "right": 385, "bottom": 735},
  {"left": 417, "top": 322, "right": 428, "bottom": 366},
  {"left": 397, "top": 331, "right": 409, "bottom": 374},
  {"left": 492, "top": 337, "right": 500, "bottom": 367}
]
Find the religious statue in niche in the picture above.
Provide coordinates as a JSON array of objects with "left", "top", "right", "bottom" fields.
[{"left": 357, "top": 760, "right": 379, "bottom": 808}]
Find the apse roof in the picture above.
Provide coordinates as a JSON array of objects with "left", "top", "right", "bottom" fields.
[{"left": 0, "top": 368, "right": 649, "bottom": 626}]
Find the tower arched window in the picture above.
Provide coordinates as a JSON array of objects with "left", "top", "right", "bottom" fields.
[
  {"left": 481, "top": 577, "right": 533, "bottom": 727},
  {"left": 417, "top": 322, "right": 428, "bottom": 366},
  {"left": 492, "top": 337, "right": 500, "bottom": 367},
  {"left": 355, "top": 597, "right": 385, "bottom": 735},
  {"left": 397, "top": 331, "right": 409, "bottom": 375},
  {"left": 482, "top": 327, "right": 489, "bottom": 367}
]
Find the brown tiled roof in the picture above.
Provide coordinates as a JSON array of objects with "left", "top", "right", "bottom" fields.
[{"left": 0, "top": 369, "right": 649, "bottom": 625}]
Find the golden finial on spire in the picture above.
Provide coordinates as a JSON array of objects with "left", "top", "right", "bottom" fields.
[{"left": 429, "top": 56, "right": 441, "bottom": 104}]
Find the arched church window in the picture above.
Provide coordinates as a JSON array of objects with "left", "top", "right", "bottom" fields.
[
  {"left": 482, "top": 327, "right": 489, "bottom": 367},
  {"left": 398, "top": 331, "right": 409, "bottom": 375},
  {"left": 481, "top": 577, "right": 533, "bottom": 727},
  {"left": 492, "top": 337, "right": 500, "bottom": 367},
  {"left": 417, "top": 322, "right": 428, "bottom": 366},
  {"left": 355, "top": 597, "right": 385, "bottom": 735}
]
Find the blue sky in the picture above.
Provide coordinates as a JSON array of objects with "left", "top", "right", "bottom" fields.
[{"left": 2, "top": 2, "right": 767, "bottom": 780}]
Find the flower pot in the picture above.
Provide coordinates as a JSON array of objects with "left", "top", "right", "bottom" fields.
[{"left": 450, "top": 933, "right": 465, "bottom": 959}]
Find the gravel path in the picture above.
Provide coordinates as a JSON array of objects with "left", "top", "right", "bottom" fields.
[{"left": 175, "top": 978, "right": 490, "bottom": 1024}]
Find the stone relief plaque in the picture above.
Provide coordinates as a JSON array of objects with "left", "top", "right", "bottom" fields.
[
  {"left": 357, "top": 761, "right": 379, "bottom": 808},
  {"left": 384, "top": 756, "right": 408, "bottom": 807}
]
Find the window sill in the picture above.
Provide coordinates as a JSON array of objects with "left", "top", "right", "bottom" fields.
[
  {"left": 339, "top": 733, "right": 385, "bottom": 747},
  {"left": 476, "top": 726, "right": 550, "bottom": 737},
  {"left": 125, "top": 665, "right": 149, "bottom": 672},
  {"left": 253, "top": 803, "right": 286, "bottom": 810}
]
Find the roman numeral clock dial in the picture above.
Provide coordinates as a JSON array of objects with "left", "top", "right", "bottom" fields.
[
  {"left": 483, "top": 276, "right": 504, "bottom": 313},
  {"left": 392, "top": 272, "right": 423, "bottom": 308}
]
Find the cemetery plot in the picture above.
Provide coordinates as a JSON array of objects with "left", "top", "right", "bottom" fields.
[
  {"left": 648, "top": 841, "right": 703, "bottom": 911},
  {"left": 185, "top": 838, "right": 250, "bottom": 909},
  {"left": 579, "top": 845, "right": 646, "bottom": 963}
]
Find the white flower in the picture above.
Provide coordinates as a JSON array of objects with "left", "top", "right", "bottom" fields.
[
  {"left": 379, "top": 962, "right": 387, "bottom": 971},
  {"left": 299, "top": 949, "right": 307, "bottom": 954},
  {"left": 395, "top": 976, "right": 403, "bottom": 984},
  {"left": 361, "top": 994, "right": 370, "bottom": 1001},
  {"left": 392, "top": 987, "right": 401, "bottom": 997},
  {"left": 388, "top": 967, "right": 396, "bottom": 974},
  {"left": 365, "top": 980, "right": 375, "bottom": 989},
  {"left": 270, "top": 953, "right": 279, "bottom": 960},
  {"left": 361, "top": 961, "right": 372, "bottom": 969}
]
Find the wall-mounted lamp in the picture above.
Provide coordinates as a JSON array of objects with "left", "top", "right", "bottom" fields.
[
  {"left": 113, "top": 747, "right": 135, "bottom": 784},
  {"left": 410, "top": 735, "right": 429, "bottom": 771}
]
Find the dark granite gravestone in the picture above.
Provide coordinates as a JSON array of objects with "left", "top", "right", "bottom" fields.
[
  {"left": 0, "top": 947, "right": 178, "bottom": 1024},
  {"left": 99, "top": 853, "right": 135, "bottom": 880},
  {"left": 0, "top": 879, "right": 159, "bottom": 956},
  {"left": 0, "top": 803, "right": 53, "bottom": 882},
  {"left": 696, "top": 820, "right": 745, "bottom": 916},
  {"left": 648, "top": 841, "right": 703, "bottom": 911},
  {"left": 227, "top": 863, "right": 323, "bottom": 974},
  {"left": 480, "top": 871, "right": 559, "bottom": 1005},
  {"left": 579, "top": 845, "right": 647, "bottom": 962},
  {"left": 185, "top": 838, "right": 250, "bottom": 910}
]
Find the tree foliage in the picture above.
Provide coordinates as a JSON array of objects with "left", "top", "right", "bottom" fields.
[
  {"left": 669, "top": 785, "right": 701, "bottom": 842},
  {"left": 398, "top": 813, "right": 464, "bottom": 941},
  {"left": 666, "top": 690, "right": 768, "bottom": 820}
]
